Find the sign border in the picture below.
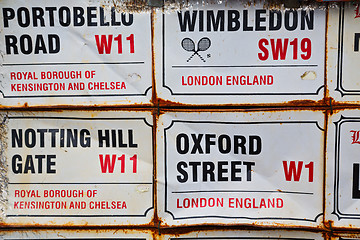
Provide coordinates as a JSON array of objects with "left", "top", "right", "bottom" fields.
[
  {"left": 162, "top": 13, "right": 325, "bottom": 96},
  {"left": 163, "top": 119, "right": 323, "bottom": 222},
  {"left": 0, "top": 12, "right": 153, "bottom": 99},
  {"left": 3, "top": 115, "right": 154, "bottom": 219}
]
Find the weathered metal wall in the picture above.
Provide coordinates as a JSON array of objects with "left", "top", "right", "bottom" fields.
[{"left": 0, "top": 0, "right": 360, "bottom": 239}]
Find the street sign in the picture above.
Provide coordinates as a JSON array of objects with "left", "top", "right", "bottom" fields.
[
  {"left": 0, "top": 0, "right": 152, "bottom": 107},
  {"left": 157, "top": 110, "right": 324, "bottom": 227},
  {"left": 326, "top": 109, "right": 360, "bottom": 229},
  {"left": 155, "top": 1, "right": 326, "bottom": 105},
  {"left": 0, "top": 110, "right": 154, "bottom": 226},
  {"left": 328, "top": 3, "right": 360, "bottom": 103}
]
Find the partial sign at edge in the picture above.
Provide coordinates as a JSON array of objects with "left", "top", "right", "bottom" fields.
[
  {"left": 326, "top": 109, "right": 360, "bottom": 229},
  {"left": 328, "top": 3, "right": 360, "bottom": 102}
]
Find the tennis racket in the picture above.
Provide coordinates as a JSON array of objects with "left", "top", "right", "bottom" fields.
[{"left": 181, "top": 37, "right": 211, "bottom": 62}]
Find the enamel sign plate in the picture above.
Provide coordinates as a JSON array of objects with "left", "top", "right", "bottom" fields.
[
  {"left": 155, "top": 1, "right": 326, "bottom": 105},
  {"left": 328, "top": 3, "right": 360, "bottom": 103},
  {"left": 326, "top": 109, "right": 360, "bottom": 229},
  {"left": 0, "top": 111, "right": 154, "bottom": 226},
  {"left": 157, "top": 111, "right": 324, "bottom": 227},
  {"left": 0, "top": 229, "right": 153, "bottom": 239},
  {"left": 0, "top": 0, "right": 152, "bottom": 107},
  {"left": 160, "top": 230, "right": 324, "bottom": 240}
]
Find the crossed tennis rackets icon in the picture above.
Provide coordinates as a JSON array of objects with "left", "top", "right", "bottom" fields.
[{"left": 181, "top": 37, "right": 211, "bottom": 62}]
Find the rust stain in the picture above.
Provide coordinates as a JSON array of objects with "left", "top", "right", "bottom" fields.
[
  {"left": 157, "top": 98, "right": 188, "bottom": 108},
  {"left": 283, "top": 99, "right": 327, "bottom": 107},
  {"left": 323, "top": 108, "right": 329, "bottom": 232},
  {"left": 151, "top": 8, "right": 158, "bottom": 108},
  {"left": 0, "top": 0, "right": 358, "bottom": 235},
  {"left": 0, "top": 104, "right": 153, "bottom": 111},
  {"left": 323, "top": 220, "right": 334, "bottom": 231},
  {"left": 157, "top": 98, "right": 332, "bottom": 109},
  {"left": 157, "top": 221, "right": 327, "bottom": 233}
]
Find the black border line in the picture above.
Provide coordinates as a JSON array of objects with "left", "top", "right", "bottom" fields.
[
  {"left": 162, "top": 13, "right": 324, "bottom": 96},
  {"left": 6, "top": 116, "right": 154, "bottom": 219},
  {"left": 8, "top": 116, "right": 153, "bottom": 127},
  {"left": 164, "top": 120, "right": 323, "bottom": 221},
  {"left": 332, "top": 116, "right": 360, "bottom": 219},
  {"left": 335, "top": 3, "right": 360, "bottom": 96},
  {"left": 164, "top": 120, "right": 325, "bottom": 131}
]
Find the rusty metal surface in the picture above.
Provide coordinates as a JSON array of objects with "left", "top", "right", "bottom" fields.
[
  {"left": 331, "top": 233, "right": 360, "bottom": 240},
  {"left": 0, "top": 0, "right": 360, "bottom": 238}
]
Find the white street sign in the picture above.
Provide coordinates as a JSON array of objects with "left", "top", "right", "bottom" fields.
[
  {"left": 328, "top": 3, "right": 360, "bottom": 103},
  {"left": 157, "top": 110, "right": 324, "bottom": 227},
  {"left": 155, "top": 1, "right": 326, "bottom": 105},
  {"left": 326, "top": 109, "right": 360, "bottom": 229},
  {"left": 0, "top": 0, "right": 152, "bottom": 107},
  {"left": 0, "top": 110, "right": 154, "bottom": 226}
]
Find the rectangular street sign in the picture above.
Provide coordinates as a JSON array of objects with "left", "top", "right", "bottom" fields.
[
  {"left": 326, "top": 109, "right": 360, "bottom": 229},
  {"left": 0, "top": 0, "right": 152, "bottom": 107},
  {"left": 328, "top": 3, "right": 360, "bottom": 103},
  {"left": 155, "top": 1, "right": 326, "bottom": 105},
  {"left": 157, "top": 110, "right": 324, "bottom": 227},
  {"left": 0, "top": 110, "right": 154, "bottom": 226}
]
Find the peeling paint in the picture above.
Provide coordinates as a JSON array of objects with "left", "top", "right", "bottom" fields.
[{"left": 0, "top": 113, "right": 8, "bottom": 221}]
